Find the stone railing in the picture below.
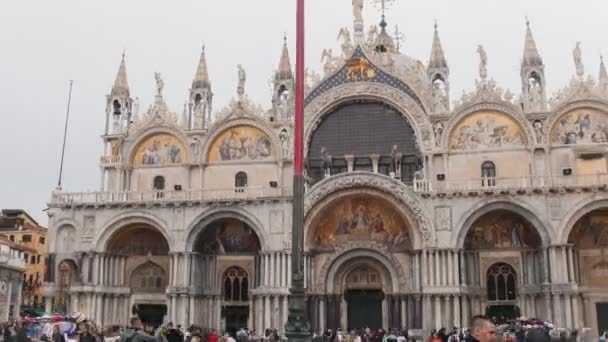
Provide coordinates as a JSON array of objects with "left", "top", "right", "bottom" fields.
[
  {"left": 99, "top": 155, "right": 122, "bottom": 166},
  {"left": 413, "top": 173, "right": 608, "bottom": 193},
  {"left": 50, "top": 186, "right": 292, "bottom": 206}
]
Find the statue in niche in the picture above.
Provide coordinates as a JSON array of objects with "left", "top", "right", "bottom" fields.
[
  {"left": 533, "top": 120, "right": 544, "bottom": 144},
  {"left": 573, "top": 42, "right": 584, "bottom": 78},
  {"left": 477, "top": 45, "right": 488, "bottom": 80},
  {"left": 320, "top": 147, "right": 333, "bottom": 178},
  {"left": 237, "top": 64, "right": 246, "bottom": 100},
  {"left": 154, "top": 72, "right": 164, "bottom": 97},
  {"left": 434, "top": 122, "right": 444, "bottom": 147},
  {"left": 193, "top": 96, "right": 207, "bottom": 129},
  {"left": 132, "top": 97, "right": 140, "bottom": 122},
  {"left": 278, "top": 90, "right": 291, "bottom": 120},
  {"left": 279, "top": 129, "right": 290, "bottom": 159},
  {"left": 390, "top": 145, "right": 403, "bottom": 179},
  {"left": 527, "top": 76, "right": 543, "bottom": 111},
  {"left": 432, "top": 80, "right": 449, "bottom": 113}
]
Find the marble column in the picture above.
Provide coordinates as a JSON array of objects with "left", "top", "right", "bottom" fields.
[
  {"left": 564, "top": 294, "right": 572, "bottom": 330},
  {"left": 447, "top": 251, "right": 453, "bottom": 286},
  {"left": 459, "top": 251, "right": 467, "bottom": 286},
  {"left": 401, "top": 296, "right": 407, "bottom": 328},
  {"left": 453, "top": 295, "right": 461, "bottom": 328},
  {"left": 421, "top": 250, "right": 428, "bottom": 287},
  {"left": 319, "top": 296, "right": 326, "bottom": 331},
  {"left": 434, "top": 251, "right": 440, "bottom": 287},
  {"left": 434, "top": 296, "right": 441, "bottom": 330},
  {"left": 264, "top": 295, "right": 271, "bottom": 330},
  {"left": 256, "top": 296, "right": 264, "bottom": 333},
  {"left": 572, "top": 294, "right": 581, "bottom": 331},
  {"left": 552, "top": 293, "right": 562, "bottom": 328},
  {"left": 461, "top": 296, "right": 470, "bottom": 328}
]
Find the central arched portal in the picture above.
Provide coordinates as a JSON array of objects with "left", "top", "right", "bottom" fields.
[{"left": 306, "top": 189, "right": 417, "bottom": 331}]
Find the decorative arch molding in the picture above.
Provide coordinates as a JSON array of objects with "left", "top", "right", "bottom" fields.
[
  {"left": 557, "top": 196, "right": 608, "bottom": 244},
  {"left": 546, "top": 100, "right": 608, "bottom": 146},
  {"left": 304, "top": 172, "right": 431, "bottom": 247},
  {"left": 201, "top": 117, "right": 284, "bottom": 164},
  {"left": 317, "top": 244, "right": 406, "bottom": 294},
  {"left": 184, "top": 207, "right": 268, "bottom": 252},
  {"left": 95, "top": 211, "right": 173, "bottom": 252},
  {"left": 51, "top": 218, "right": 79, "bottom": 253},
  {"left": 304, "top": 82, "right": 433, "bottom": 153},
  {"left": 453, "top": 199, "right": 553, "bottom": 249},
  {"left": 441, "top": 101, "right": 535, "bottom": 151},
  {"left": 125, "top": 126, "right": 193, "bottom": 167},
  {"left": 56, "top": 257, "right": 80, "bottom": 286}
]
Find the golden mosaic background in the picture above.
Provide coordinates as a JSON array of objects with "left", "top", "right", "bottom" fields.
[{"left": 449, "top": 111, "right": 527, "bottom": 150}]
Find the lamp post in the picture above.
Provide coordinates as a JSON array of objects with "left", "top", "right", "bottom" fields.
[{"left": 285, "top": 0, "right": 311, "bottom": 341}]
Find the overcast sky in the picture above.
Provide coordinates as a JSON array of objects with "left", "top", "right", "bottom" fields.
[{"left": 1, "top": 0, "right": 607, "bottom": 224}]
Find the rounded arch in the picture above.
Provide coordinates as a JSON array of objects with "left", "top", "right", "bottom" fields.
[
  {"left": 454, "top": 199, "right": 552, "bottom": 249},
  {"left": 126, "top": 126, "right": 192, "bottom": 167},
  {"left": 305, "top": 172, "right": 431, "bottom": 249},
  {"left": 184, "top": 207, "right": 268, "bottom": 252},
  {"left": 558, "top": 197, "right": 608, "bottom": 244},
  {"left": 55, "top": 225, "right": 77, "bottom": 254},
  {"left": 202, "top": 117, "right": 283, "bottom": 163},
  {"left": 546, "top": 103, "right": 608, "bottom": 146},
  {"left": 442, "top": 102, "right": 534, "bottom": 151},
  {"left": 95, "top": 212, "right": 173, "bottom": 252},
  {"left": 319, "top": 247, "right": 404, "bottom": 294},
  {"left": 304, "top": 82, "right": 433, "bottom": 154}
]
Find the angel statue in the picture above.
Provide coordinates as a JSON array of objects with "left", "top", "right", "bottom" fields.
[
  {"left": 338, "top": 27, "right": 353, "bottom": 57},
  {"left": 353, "top": 0, "right": 364, "bottom": 22},
  {"left": 477, "top": 45, "right": 488, "bottom": 80},
  {"left": 237, "top": 64, "right": 246, "bottom": 100},
  {"left": 321, "top": 49, "right": 335, "bottom": 76},
  {"left": 154, "top": 72, "right": 164, "bottom": 97},
  {"left": 367, "top": 25, "right": 378, "bottom": 48},
  {"left": 573, "top": 41, "right": 584, "bottom": 78}
]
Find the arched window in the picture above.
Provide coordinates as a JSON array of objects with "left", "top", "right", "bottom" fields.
[
  {"left": 235, "top": 172, "right": 248, "bottom": 192},
  {"left": 481, "top": 161, "right": 496, "bottom": 187},
  {"left": 487, "top": 263, "right": 517, "bottom": 302},
  {"left": 153, "top": 176, "right": 165, "bottom": 190},
  {"left": 223, "top": 267, "right": 249, "bottom": 302},
  {"left": 130, "top": 262, "right": 167, "bottom": 293}
]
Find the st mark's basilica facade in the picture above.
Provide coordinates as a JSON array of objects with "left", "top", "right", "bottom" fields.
[{"left": 43, "top": 4, "right": 608, "bottom": 338}]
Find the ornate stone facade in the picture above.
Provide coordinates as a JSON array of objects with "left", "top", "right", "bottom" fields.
[{"left": 44, "top": 5, "right": 608, "bottom": 338}]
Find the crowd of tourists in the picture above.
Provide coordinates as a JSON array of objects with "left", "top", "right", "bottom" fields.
[{"left": 0, "top": 314, "right": 604, "bottom": 342}]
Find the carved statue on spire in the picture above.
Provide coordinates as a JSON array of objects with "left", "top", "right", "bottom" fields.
[
  {"left": 573, "top": 41, "right": 584, "bottom": 78},
  {"left": 353, "top": 0, "right": 364, "bottom": 22},
  {"left": 237, "top": 64, "right": 246, "bottom": 100},
  {"left": 477, "top": 45, "right": 488, "bottom": 81},
  {"left": 154, "top": 72, "right": 164, "bottom": 97},
  {"left": 338, "top": 27, "right": 353, "bottom": 57}
]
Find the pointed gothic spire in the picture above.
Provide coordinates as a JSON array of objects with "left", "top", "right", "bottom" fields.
[
  {"left": 276, "top": 35, "right": 293, "bottom": 80},
  {"left": 429, "top": 21, "right": 448, "bottom": 69},
  {"left": 600, "top": 55, "right": 608, "bottom": 92},
  {"left": 522, "top": 18, "right": 543, "bottom": 66},
  {"left": 111, "top": 51, "right": 130, "bottom": 97},
  {"left": 192, "top": 45, "right": 210, "bottom": 89}
]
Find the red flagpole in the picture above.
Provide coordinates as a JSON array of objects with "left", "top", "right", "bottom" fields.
[
  {"left": 285, "top": 0, "right": 310, "bottom": 340},
  {"left": 294, "top": 0, "right": 305, "bottom": 175}
]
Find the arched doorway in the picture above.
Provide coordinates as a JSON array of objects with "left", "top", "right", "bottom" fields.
[
  {"left": 306, "top": 101, "right": 422, "bottom": 184},
  {"left": 107, "top": 224, "right": 170, "bottom": 327},
  {"left": 307, "top": 190, "right": 413, "bottom": 331},
  {"left": 192, "top": 217, "right": 261, "bottom": 332},
  {"left": 343, "top": 265, "right": 384, "bottom": 330},
  {"left": 55, "top": 260, "right": 78, "bottom": 314},
  {"left": 568, "top": 209, "right": 608, "bottom": 335},
  {"left": 463, "top": 209, "right": 542, "bottom": 320},
  {"left": 485, "top": 263, "right": 520, "bottom": 323}
]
